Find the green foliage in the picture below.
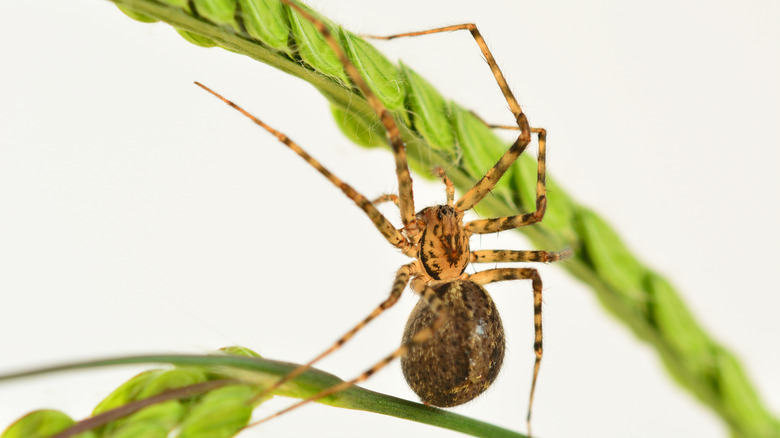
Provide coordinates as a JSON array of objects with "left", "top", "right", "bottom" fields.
[
  {"left": 330, "top": 103, "right": 385, "bottom": 148},
  {"left": 176, "top": 29, "right": 218, "bottom": 48},
  {"left": 0, "top": 348, "right": 274, "bottom": 438},
  {"left": 237, "top": 0, "right": 289, "bottom": 52},
  {"left": 400, "top": 62, "right": 457, "bottom": 155},
  {"left": 0, "top": 351, "right": 525, "bottom": 438},
  {"left": 177, "top": 386, "right": 256, "bottom": 438},
  {"left": 191, "top": 0, "right": 236, "bottom": 26},
  {"left": 340, "top": 29, "right": 407, "bottom": 114},
  {"left": 2, "top": 410, "right": 95, "bottom": 438},
  {"left": 104, "top": 401, "right": 182, "bottom": 438},
  {"left": 286, "top": 2, "right": 349, "bottom": 85}
]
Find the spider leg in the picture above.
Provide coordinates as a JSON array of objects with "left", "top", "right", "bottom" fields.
[
  {"left": 361, "top": 24, "right": 533, "bottom": 212},
  {"left": 371, "top": 193, "right": 400, "bottom": 208},
  {"left": 283, "top": 0, "right": 417, "bottom": 229},
  {"left": 251, "top": 261, "right": 420, "bottom": 403},
  {"left": 460, "top": 111, "right": 549, "bottom": 232},
  {"left": 465, "top": 127, "right": 547, "bottom": 234},
  {"left": 471, "top": 249, "right": 571, "bottom": 264},
  {"left": 433, "top": 167, "right": 455, "bottom": 205},
  {"left": 468, "top": 267, "right": 544, "bottom": 437},
  {"left": 250, "top": 276, "right": 447, "bottom": 426},
  {"left": 466, "top": 108, "right": 531, "bottom": 133},
  {"left": 194, "top": 82, "right": 413, "bottom": 255}
]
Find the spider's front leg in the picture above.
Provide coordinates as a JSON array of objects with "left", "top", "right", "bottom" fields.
[
  {"left": 282, "top": 0, "right": 418, "bottom": 229},
  {"left": 361, "top": 23, "right": 536, "bottom": 212},
  {"left": 194, "top": 82, "right": 416, "bottom": 256},
  {"left": 464, "top": 128, "right": 548, "bottom": 234}
]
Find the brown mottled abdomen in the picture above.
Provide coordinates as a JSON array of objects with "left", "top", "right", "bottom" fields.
[{"left": 401, "top": 280, "right": 505, "bottom": 407}]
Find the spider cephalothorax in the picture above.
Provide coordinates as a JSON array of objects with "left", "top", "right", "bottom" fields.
[{"left": 414, "top": 204, "right": 470, "bottom": 280}]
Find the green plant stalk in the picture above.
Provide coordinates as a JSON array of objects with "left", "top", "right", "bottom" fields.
[
  {"left": 96, "top": 1, "right": 778, "bottom": 437},
  {"left": 0, "top": 354, "right": 524, "bottom": 438}
]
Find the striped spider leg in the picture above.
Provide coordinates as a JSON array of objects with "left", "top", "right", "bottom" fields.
[
  {"left": 196, "top": 1, "right": 569, "bottom": 435},
  {"left": 363, "top": 25, "right": 558, "bottom": 433}
]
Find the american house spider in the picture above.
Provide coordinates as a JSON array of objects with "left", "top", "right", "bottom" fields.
[{"left": 196, "top": 0, "right": 569, "bottom": 434}]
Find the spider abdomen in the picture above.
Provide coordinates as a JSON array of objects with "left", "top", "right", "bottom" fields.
[{"left": 401, "top": 280, "right": 505, "bottom": 407}]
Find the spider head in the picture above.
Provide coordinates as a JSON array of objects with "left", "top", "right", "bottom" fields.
[{"left": 416, "top": 204, "right": 470, "bottom": 280}]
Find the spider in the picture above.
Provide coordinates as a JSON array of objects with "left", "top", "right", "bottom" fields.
[{"left": 196, "top": 1, "right": 569, "bottom": 434}]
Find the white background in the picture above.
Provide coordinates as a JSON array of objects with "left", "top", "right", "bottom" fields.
[{"left": 1, "top": 1, "right": 779, "bottom": 437}]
